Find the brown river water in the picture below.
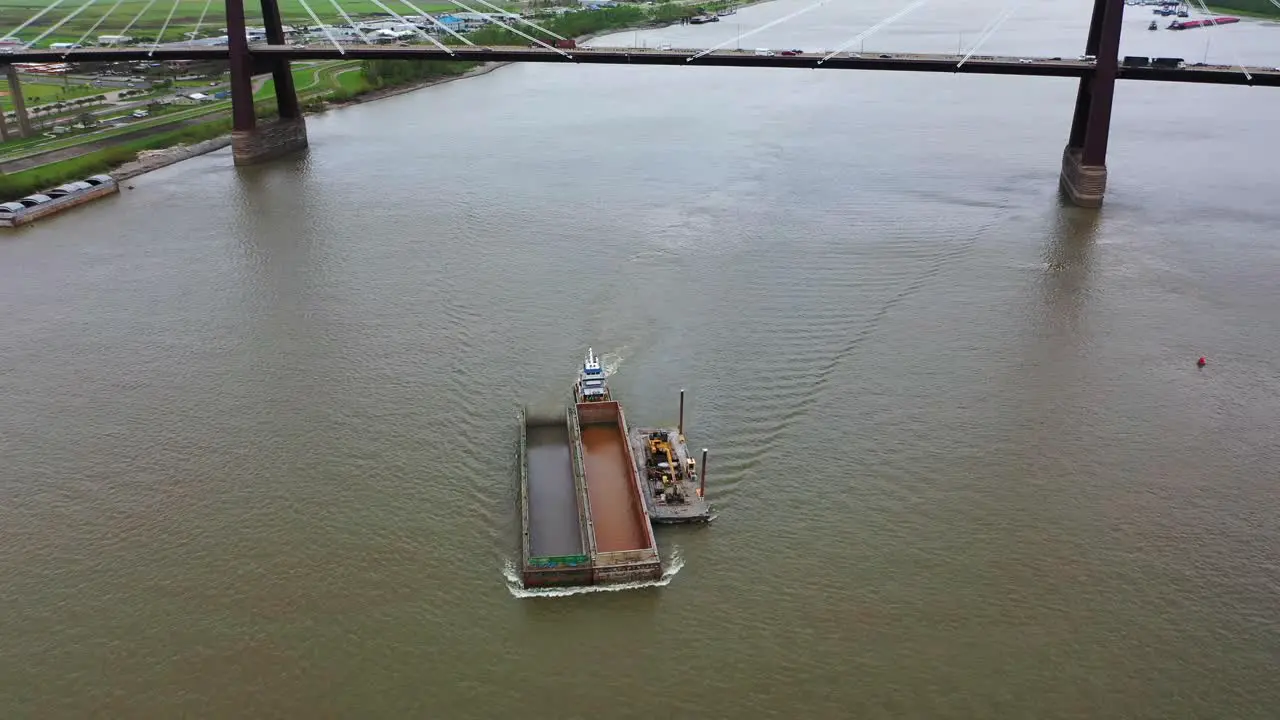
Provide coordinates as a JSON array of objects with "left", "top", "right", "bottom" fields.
[{"left": 1, "top": 0, "right": 1278, "bottom": 716}]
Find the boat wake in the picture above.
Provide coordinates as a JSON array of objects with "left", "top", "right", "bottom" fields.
[
  {"left": 599, "top": 348, "right": 626, "bottom": 378},
  {"left": 503, "top": 547, "right": 685, "bottom": 599}
]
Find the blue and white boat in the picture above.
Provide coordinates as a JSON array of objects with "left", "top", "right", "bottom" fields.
[{"left": 574, "top": 347, "right": 611, "bottom": 403}]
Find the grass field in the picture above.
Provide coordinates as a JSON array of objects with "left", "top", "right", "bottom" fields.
[
  {"left": 1, "top": 80, "right": 104, "bottom": 110},
  {"left": 1205, "top": 1, "right": 1280, "bottom": 18},
  {"left": 252, "top": 59, "right": 362, "bottom": 99},
  {"left": 0, "top": 0, "right": 493, "bottom": 46}
]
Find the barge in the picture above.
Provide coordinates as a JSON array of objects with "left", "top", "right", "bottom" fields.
[
  {"left": 575, "top": 349, "right": 662, "bottom": 583},
  {"left": 0, "top": 174, "right": 118, "bottom": 227},
  {"left": 516, "top": 348, "right": 709, "bottom": 591},
  {"left": 1169, "top": 16, "right": 1239, "bottom": 29},
  {"left": 519, "top": 407, "right": 594, "bottom": 587},
  {"left": 631, "top": 390, "right": 713, "bottom": 524}
]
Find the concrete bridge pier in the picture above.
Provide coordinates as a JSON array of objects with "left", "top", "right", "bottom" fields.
[
  {"left": 226, "top": 0, "right": 307, "bottom": 165},
  {"left": 1060, "top": 0, "right": 1124, "bottom": 207}
]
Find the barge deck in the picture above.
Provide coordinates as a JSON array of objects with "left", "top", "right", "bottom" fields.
[{"left": 631, "top": 425, "right": 713, "bottom": 524}]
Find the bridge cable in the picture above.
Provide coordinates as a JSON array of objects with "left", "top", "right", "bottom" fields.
[
  {"left": 365, "top": 0, "right": 455, "bottom": 53},
  {"left": 957, "top": 0, "right": 1020, "bottom": 68},
  {"left": 73, "top": 0, "right": 127, "bottom": 51},
  {"left": 191, "top": 0, "right": 215, "bottom": 42},
  {"left": 689, "top": 0, "right": 829, "bottom": 61},
  {"left": 295, "top": 0, "right": 346, "bottom": 54},
  {"left": 2, "top": 0, "right": 69, "bottom": 42},
  {"left": 464, "top": 0, "right": 568, "bottom": 41},
  {"left": 396, "top": 0, "right": 476, "bottom": 45},
  {"left": 112, "top": 0, "right": 161, "bottom": 46},
  {"left": 149, "top": 0, "right": 183, "bottom": 56},
  {"left": 1188, "top": 0, "right": 1250, "bottom": 80},
  {"left": 445, "top": 0, "right": 573, "bottom": 58},
  {"left": 27, "top": 0, "right": 97, "bottom": 49},
  {"left": 327, "top": 0, "right": 374, "bottom": 44},
  {"left": 819, "top": 0, "right": 932, "bottom": 65}
]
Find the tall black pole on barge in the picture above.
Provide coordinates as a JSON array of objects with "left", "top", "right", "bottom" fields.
[
  {"left": 678, "top": 388, "right": 685, "bottom": 437},
  {"left": 699, "top": 448, "right": 708, "bottom": 498}
]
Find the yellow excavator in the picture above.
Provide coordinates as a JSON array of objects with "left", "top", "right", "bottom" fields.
[{"left": 645, "top": 432, "right": 687, "bottom": 503}]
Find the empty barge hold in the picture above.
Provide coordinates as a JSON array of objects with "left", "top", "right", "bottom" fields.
[
  {"left": 519, "top": 408, "right": 594, "bottom": 587},
  {"left": 576, "top": 399, "right": 663, "bottom": 583}
]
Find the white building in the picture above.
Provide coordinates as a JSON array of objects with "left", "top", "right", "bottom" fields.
[
  {"left": 98, "top": 35, "right": 134, "bottom": 45},
  {"left": 441, "top": 12, "right": 520, "bottom": 31}
]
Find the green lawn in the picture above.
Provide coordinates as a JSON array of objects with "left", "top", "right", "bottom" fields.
[
  {"left": 334, "top": 67, "right": 367, "bottom": 92},
  {"left": 1205, "top": 2, "right": 1280, "bottom": 18},
  {"left": 254, "top": 60, "right": 363, "bottom": 100},
  {"left": 2, "top": 80, "right": 105, "bottom": 111}
]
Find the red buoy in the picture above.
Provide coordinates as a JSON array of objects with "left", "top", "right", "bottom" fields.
[{"left": 1197, "top": 356, "right": 1207, "bottom": 367}]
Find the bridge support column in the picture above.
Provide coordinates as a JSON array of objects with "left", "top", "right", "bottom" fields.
[
  {"left": 1060, "top": 0, "right": 1124, "bottom": 208},
  {"left": 225, "top": 0, "right": 307, "bottom": 166},
  {"left": 4, "top": 65, "right": 33, "bottom": 139}
]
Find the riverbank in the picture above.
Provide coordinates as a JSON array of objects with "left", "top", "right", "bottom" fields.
[
  {"left": 2, "top": 0, "right": 780, "bottom": 195},
  {"left": 111, "top": 136, "right": 233, "bottom": 181},
  {"left": 90, "top": 62, "right": 515, "bottom": 183},
  {"left": 325, "top": 61, "right": 510, "bottom": 109}
]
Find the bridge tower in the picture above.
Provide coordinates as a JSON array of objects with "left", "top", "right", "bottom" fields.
[
  {"left": 1060, "top": 0, "right": 1125, "bottom": 207},
  {"left": 225, "top": 0, "right": 307, "bottom": 165},
  {"left": 4, "top": 65, "right": 33, "bottom": 139}
]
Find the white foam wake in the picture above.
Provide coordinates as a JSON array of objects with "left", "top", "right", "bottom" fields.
[
  {"left": 503, "top": 546, "right": 684, "bottom": 599},
  {"left": 599, "top": 348, "right": 626, "bottom": 379}
]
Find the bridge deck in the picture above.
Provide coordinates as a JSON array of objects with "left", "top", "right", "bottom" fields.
[{"left": 3, "top": 45, "right": 1278, "bottom": 87}]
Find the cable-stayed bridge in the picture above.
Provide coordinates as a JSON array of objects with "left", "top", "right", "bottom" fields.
[{"left": 2, "top": 0, "right": 1277, "bottom": 205}]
